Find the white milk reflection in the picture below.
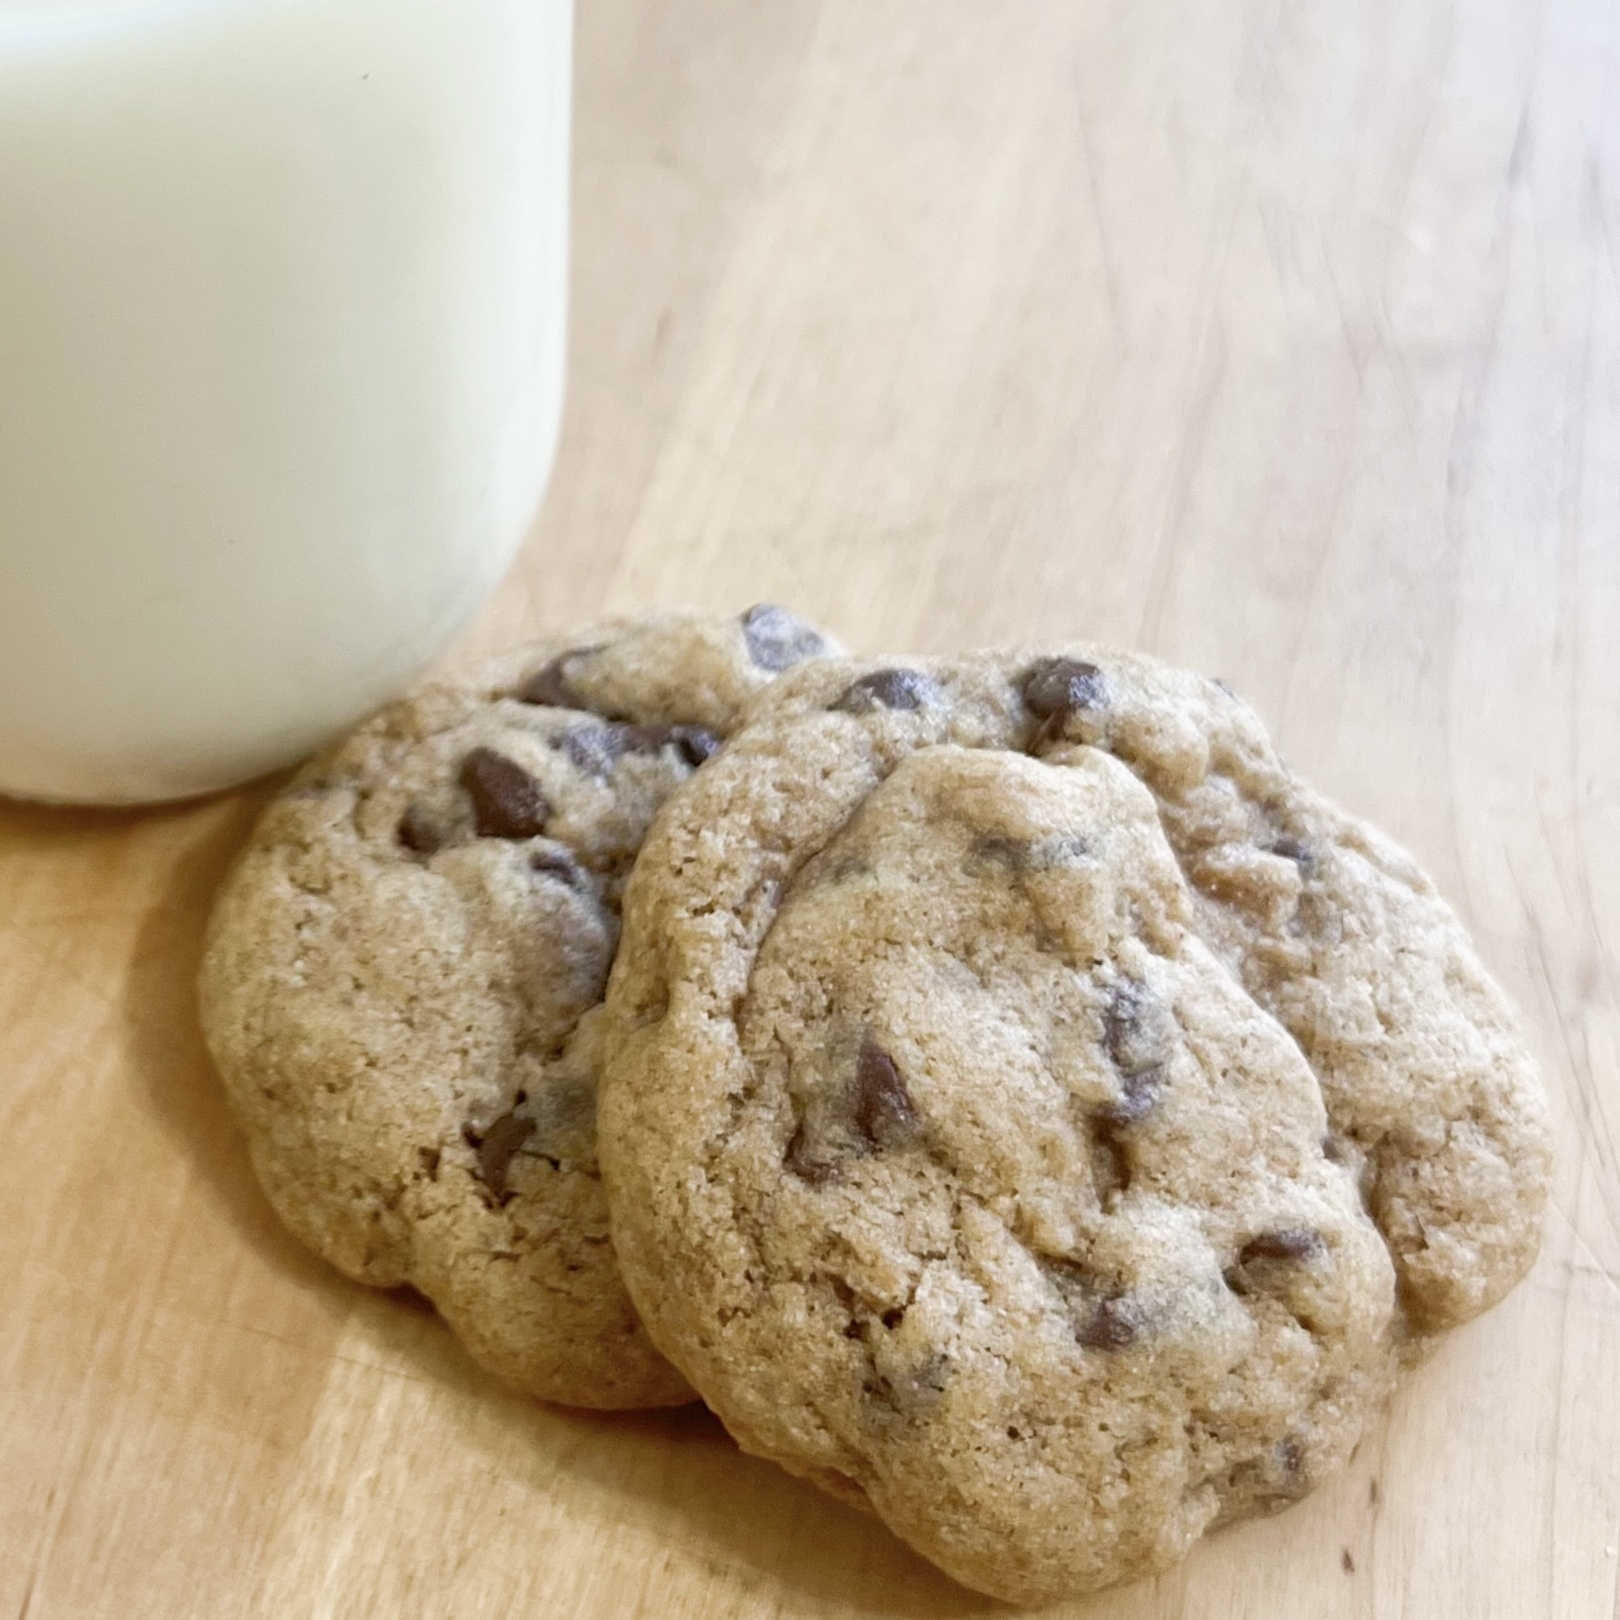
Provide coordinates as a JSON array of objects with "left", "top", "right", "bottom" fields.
[{"left": 0, "top": 0, "right": 571, "bottom": 802}]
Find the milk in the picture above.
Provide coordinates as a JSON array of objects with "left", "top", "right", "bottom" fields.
[{"left": 0, "top": 0, "right": 571, "bottom": 802}]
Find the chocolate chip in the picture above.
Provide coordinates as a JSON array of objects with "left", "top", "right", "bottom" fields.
[
  {"left": 1098, "top": 980, "right": 1170, "bottom": 1123},
  {"left": 1044, "top": 1259, "right": 1140, "bottom": 1348},
  {"left": 459, "top": 747, "right": 550, "bottom": 840},
  {"left": 786, "top": 1044, "right": 920, "bottom": 1182},
  {"left": 741, "top": 603, "right": 827, "bottom": 672},
  {"left": 1023, "top": 657, "right": 1107, "bottom": 730},
  {"left": 1267, "top": 836, "right": 1313, "bottom": 865},
  {"left": 463, "top": 1110, "right": 536, "bottom": 1200},
  {"left": 1265, "top": 831, "right": 1319, "bottom": 879},
  {"left": 1075, "top": 1296, "right": 1142, "bottom": 1351},
  {"left": 417, "top": 1146, "right": 441, "bottom": 1179},
  {"left": 1103, "top": 979, "right": 1171, "bottom": 1077},
  {"left": 1226, "top": 1229, "right": 1329, "bottom": 1300},
  {"left": 557, "top": 721, "right": 722, "bottom": 776},
  {"left": 616, "top": 723, "right": 723, "bottom": 767},
  {"left": 784, "top": 1123, "right": 837, "bottom": 1185},
  {"left": 843, "top": 1319, "right": 866, "bottom": 1340},
  {"left": 880, "top": 1306, "right": 906, "bottom": 1329},
  {"left": 831, "top": 668, "right": 937, "bottom": 714},
  {"left": 530, "top": 847, "right": 587, "bottom": 889},
  {"left": 396, "top": 803, "right": 445, "bottom": 856},
  {"left": 555, "top": 723, "right": 619, "bottom": 775},
  {"left": 1239, "top": 1229, "right": 1327, "bottom": 1265},
  {"left": 1096, "top": 1071, "right": 1163, "bottom": 1128},
  {"left": 851, "top": 1042, "right": 919, "bottom": 1149},
  {"left": 517, "top": 647, "right": 602, "bottom": 710}
]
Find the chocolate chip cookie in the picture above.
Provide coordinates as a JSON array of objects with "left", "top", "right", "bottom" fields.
[
  {"left": 198, "top": 607, "right": 835, "bottom": 1410},
  {"left": 596, "top": 649, "right": 1549, "bottom": 1598}
]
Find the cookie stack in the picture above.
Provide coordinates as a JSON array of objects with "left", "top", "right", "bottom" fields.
[{"left": 199, "top": 606, "right": 1551, "bottom": 1605}]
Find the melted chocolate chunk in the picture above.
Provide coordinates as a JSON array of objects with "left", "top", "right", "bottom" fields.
[
  {"left": 396, "top": 803, "right": 445, "bottom": 856},
  {"left": 1226, "top": 1229, "right": 1328, "bottom": 1300},
  {"left": 1075, "top": 1296, "right": 1143, "bottom": 1351},
  {"left": 741, "top": 603, "right": 827, "bottom": 672},
  {"left": 464, "top": 1110, "right": 536, "bottom": 1200},
  {"left": 851, "top": 1042, "right": 920, "bottom": 1149},
  {"left": 1239, "top": 1228, "right": 1327, "bottom": 1265},
  {"left": 516, "top": 648, "right": 601, "bottom": 710},
  {"left": 459, "top": 747, "right": 550, "bottom": 840},
  {"left": 831, "top": 667, "right": 937, "bottom": 714},
  {"left": 1022, "top": 657, "right": 1107, "bottom": 731},
  {"left": 786, "top": 1044, "right": 920, "bottom": 1182},
  {"left": 1044, "top": 1260, "right": 1143, "bottom": 1350}
]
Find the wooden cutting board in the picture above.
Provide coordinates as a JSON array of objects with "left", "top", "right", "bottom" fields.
[{"left": 4, "top": 0, "right": 1616, "bottom": 1615}]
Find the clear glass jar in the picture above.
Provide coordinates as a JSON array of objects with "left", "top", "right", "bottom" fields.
[{"left": 0, "top": 0, "right": 572, "bottom": 802}]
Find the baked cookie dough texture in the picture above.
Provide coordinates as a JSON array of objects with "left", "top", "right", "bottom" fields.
[
  {"left": 199, "top": 607, "right": 837, "bottom": 1411},
  {"left": 597, "top": 648, "right": 1551, "bottom": 1603}
]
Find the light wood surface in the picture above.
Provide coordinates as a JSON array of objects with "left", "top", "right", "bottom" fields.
[{"left": 4, "top": 0, "right": 1617, "bottom": 1615}]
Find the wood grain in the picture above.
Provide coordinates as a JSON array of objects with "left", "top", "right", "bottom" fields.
[{"left": 3, "top": 0, "right": 1617, "bottom": 1614}]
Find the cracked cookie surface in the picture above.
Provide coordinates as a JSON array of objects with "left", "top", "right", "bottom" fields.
[
  {"left": 597, "top": 648, "right": 1548, "bottom": 1598},
  {"left": 198, "top": 607, "right": 834, "bottom": 1410}
]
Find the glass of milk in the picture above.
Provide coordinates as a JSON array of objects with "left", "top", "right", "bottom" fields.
[{"left": 0, "top": 0, "right": 571, "bottom": 803}]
